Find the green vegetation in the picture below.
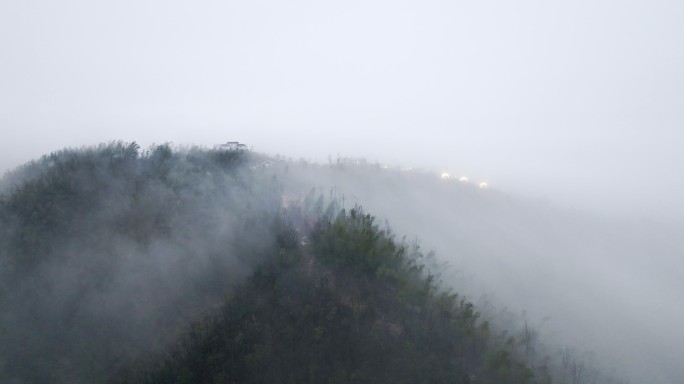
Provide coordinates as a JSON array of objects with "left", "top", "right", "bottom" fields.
[
  {"left": 133, "top": 206, "right": 545, "bottom": 384},
  {"left": 0, "top": 143, "right": 625, "bottom": 383},
  {"left": 0, "top": 142, "right": 283, "bottom": 383}
]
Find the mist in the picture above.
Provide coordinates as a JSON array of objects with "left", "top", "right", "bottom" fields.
[
  {"left": 2, "top": 0, "right": 683, "bottom": 217},
  {"left": 1, "top": 144, "right": 682, "bottom": 383},
  {"left": 1, "top": 0, "right": 683, "bottom": 382},
  {"left": 280, "top": 162, "right": 684, "bottom": 383},
  {"left": 0, "top": 144, "right": 286, "bottom": 382}
]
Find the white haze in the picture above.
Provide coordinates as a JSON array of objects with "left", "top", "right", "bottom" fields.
[
  {"left": 1, "top": 0, "right": 683, "bottom": 383},
  {"left": 281, "top": 163, "right": 684, "bottom": 383},
  {"left": 1, "top": 0, "right": 683, "bottom": 216}
]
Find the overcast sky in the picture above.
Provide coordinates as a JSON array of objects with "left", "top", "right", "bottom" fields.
[{"left": 2, "top": 0, "right": 683, "bottom": 215}]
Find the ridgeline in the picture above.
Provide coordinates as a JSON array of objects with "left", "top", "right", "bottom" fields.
[{"left": 0, "top": 143, "right": 621, "bottom": 383}]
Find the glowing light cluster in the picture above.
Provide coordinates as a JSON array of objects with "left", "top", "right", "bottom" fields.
[{"left": 438, "top": 172, "right": 489, "bottom": 189}]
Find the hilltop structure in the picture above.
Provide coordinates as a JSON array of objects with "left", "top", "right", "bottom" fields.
[
  {"left": 217, "top": 141, "right": 249, "bottom": 151},
  {"left": 335, "top": 156, "right": 367, "bottom": 167}
]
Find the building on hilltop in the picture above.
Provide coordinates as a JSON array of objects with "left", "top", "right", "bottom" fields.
[
  {"left": 217, "top": 141, "right": 249, "bottom": 151},
  {"left": 335, "top": 156, "right": 367, "bottom": 167}
]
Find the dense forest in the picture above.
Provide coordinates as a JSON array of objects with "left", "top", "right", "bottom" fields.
[
  {"left": 132, "top": 205, "right": 545, "bottom": 384},
  {"left": 0, "top": 143, "right": 285, "bottom": 382},
  {"left": 0, "top": 143, "right": 626, "bottom": 383}
]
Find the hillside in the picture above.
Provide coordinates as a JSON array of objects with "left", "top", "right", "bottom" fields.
[
  {"left": 280, "top": 160, "right": 684, "bottom": 384},
  {"left": 0, "top": 143, "right": 637, "bottom": 383},
  {"left": 0, "top": 143, "right": 285, "bottom": 383},
  {"left": 132, "top": 206, "right": 540, "bottom": 384}
]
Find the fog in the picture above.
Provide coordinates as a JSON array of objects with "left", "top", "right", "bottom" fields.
[
  {"left": 2, "top": 0, "right": 683, "bottom": 216},
  {"left": 0, "top": 145, "right": 287, "bottom": 382},
  {"left": 2, "top": 147, "right": 682, "bottom": 382},
  {"left": 1, "top": 0, "right": 683, "bottom": 382},
  {"left": 281, "top": 163, "right": 684, "bottom": 383}
]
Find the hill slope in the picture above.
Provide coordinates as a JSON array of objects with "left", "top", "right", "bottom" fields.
[
  {"left": 0, "top": 143, "right": 284, "bottom": 383},
  {"left": 0, "top": 143, "right": 635, "bottom": 383},
  {"left": 133, "top": 207, "right": 542, "bottom": 384}
]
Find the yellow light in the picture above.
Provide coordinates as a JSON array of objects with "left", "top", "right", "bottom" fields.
[
  {"left": 441, "top": 172, "right": 450, "bottom": 180},
  {"left": 479, "top": 182, "right": 489, "bottom": 189},
  {"left": 459, "top": 176, "right": 469, "bottom": 183}
]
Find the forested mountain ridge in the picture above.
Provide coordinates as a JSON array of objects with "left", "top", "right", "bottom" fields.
[
  {"left": 0, "top": 142, "right": 284, "bottom": 383},
  {"left": 0, "top": 143, "right": 628, "bottom": 383},
  {"left": 133, "top": 206, "right": 543, "bottom": 384}
]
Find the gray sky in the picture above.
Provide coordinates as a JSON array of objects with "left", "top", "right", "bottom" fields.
[{"left": 2, "top": 0, "right": 683, "bottom": 215}]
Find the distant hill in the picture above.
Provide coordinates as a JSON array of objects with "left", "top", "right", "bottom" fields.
[
  {"left": 131, "top": 205, "right": 543, "bottom": 384},
  {"left": 0, "top": 143, "right": 283, "bottom": 383},
  {"left": 0, "top": 143, "right": 635, "bottom": 383},
  {"left": 278, "top": 159, "right": 682, "bottom": 384}
]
